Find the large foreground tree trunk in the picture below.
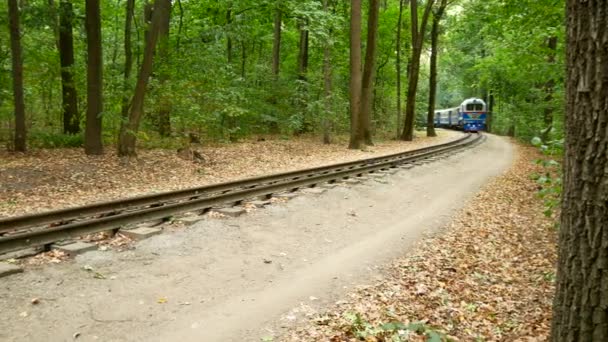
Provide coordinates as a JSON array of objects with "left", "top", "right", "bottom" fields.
[
  {"left": 348, "top": 0, "right": 363, "bottom": 149},
  {"left": 118, "top": 0, "right": 168, "bottom": 157},
  {"left": 84, "top": 0, "right": 103, "bottom": 155},
  {"left": 551, "top": 1, "right": 608, "bottom": 341},
  {"left": 58, "top": 0, "right": 79, "bottom": 134},
  {"left": 7, "top": 0, "right": 26, "bottom": 152}
]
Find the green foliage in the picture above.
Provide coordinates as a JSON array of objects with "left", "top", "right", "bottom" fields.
[
  {"left": 29, "top": 132, "right": 83, "bottom": 148},
  {"left": 531, "top": 136, "right": 563, "bottom": 218},
  {"left": 343, "top": 312, "right": 448, "bottom": 341}
]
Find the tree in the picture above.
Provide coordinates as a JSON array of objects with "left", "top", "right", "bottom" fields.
[
  {"left": 551, "top": 1, "right": 608, "bottom": 340},
  {"left": 118, "top": 0, "right": 170, "bottom": 156},
  {"left": 348, "top": 0, "right": 363, "bottom": 149},
  {"left": 120, "top": 0, "right": 135, "bottom": 122},
  {"left": 401, "top": 0, "right": 435, "bottom": 141},
  {"left": 272, "top": 2, "right": 282, "bottom": 79},
  {"left": 321, "top": 0, "right": 333, "bottom": 144},
  {"left": 157, "top": 0, "right": 172, "bottom": 137},
  {"left": 58, "top": 0, "right": 79, "bottom": 135},
  {"left": 84, "top": 0, "right": 103, "bottom": 155},
  {"left": 359, "top": 0, "right": 380, "bottom": 146},
  {"left": 394, "top": 0, "right": 405, "bottom": 139},
  {"left": 426, "top": 0, "right": 448, "bottom": 137},
  {"left": 7, "top": 0, "right": 26, "bottom": 152}
]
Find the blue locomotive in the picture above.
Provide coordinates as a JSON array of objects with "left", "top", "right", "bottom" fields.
[{"left": 434, "top": 98, "right": 487, "bottom": 132}]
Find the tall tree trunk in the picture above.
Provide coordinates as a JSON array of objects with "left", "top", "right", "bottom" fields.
[
  {"left": 271, "top": 5, "right": 282, "bottom": 79},
  {"left": 176, "top": 0, "right": 183, "bottom": 54},
  {"left": 322, "top": 0, "right": 332, "bottom": 145},
  {"left": 401, "top": 0, "right": 435, "bottom": 141},
  {"left": 426, "top": 0, "right": 447, "bottom": 138},
  {"left": 359, "top": 0, "right": 380, "bottom": 146},
  {"left": 541, "top": 36, "right": 557, "bottom": 142},
  {"left": 486, "top": 92, "right": 494, "bottom": 132},
  {"left": 84, "top": 0, "right": 103, "bottom": 155},
  {"left": 121, "top": 0, "right": 135, "bottom": 122},
  {"left": 157, "top": 0, "right": 172, "bottom": 137},
  {"left": 296, "top": 17, "right": 310, "bottom": 133},
  {"left": 395, "top": 0, "right": 404, "bottom": 139},
  {"left": 297, "top": 19, "right": 309, "bottom": 81},
  {"left": 241, "top": 40, "right": 247, "bottom": 78},
  {"left": 118, "top": 0, "right": 168, "bottom": 157},
  {"left": 226, "top": 5, "right": 232, "bottom": 63},
  {"left": 348, "top": 0, "right": 363, "bottom": 149},
  {"left": 551, "top": 1, "right": 608, "bottom": 340},
  {"left": 58, "top": 0, "right": 79, "bottom": 134},
  {"left": 7, "top": 0, "right": 26, "bottom": 152}
]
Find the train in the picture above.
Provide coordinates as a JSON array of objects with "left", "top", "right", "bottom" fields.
[{"left": 434, "top": 98, "right": 487, "bottom": 132}]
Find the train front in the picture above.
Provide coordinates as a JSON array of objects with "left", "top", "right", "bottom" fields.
[{"left": 460, "top": 98, "right": 487, "bottom": 132}]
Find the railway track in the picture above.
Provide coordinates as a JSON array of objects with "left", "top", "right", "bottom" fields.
[{"left": 0, "top": 133, "right": 484, "bottom": 256}]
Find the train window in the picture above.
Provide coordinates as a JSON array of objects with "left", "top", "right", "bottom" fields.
[{"left": 466, "top": 103, "right": 484, "bottom": 111}]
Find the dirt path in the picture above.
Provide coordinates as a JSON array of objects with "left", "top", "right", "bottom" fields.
[{"left": 0, "top": 134, "right": 513, "bottom": 342}]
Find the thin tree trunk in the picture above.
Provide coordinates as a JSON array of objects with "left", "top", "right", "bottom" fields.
[
  {"left": 551, "top": 1, "right": 608, "bottom": 340},
  {"left": 226, "top": 7, "right": 232, "bottom": 63},
  {"left": 427, "top": 0, "right": 447, "bottom": 137},
  {"left": 8, "top": 0, "right": 26, "bottom": 152},
  {"left": 271, "top": 5, "right": 282, "bottom": 79},
  {"left": 118, "top": 0, "right": 168, "bottom": 156},
  {"left": 322, "top": 0, "right": 332, "bottom": 144},
  {"left": 401, "top": 0, "right": 435, "bottom": 141},
  {"left": 348, "top": 0, "right": 363, "bottom": 149},
  {"left": 176, "top": 0, "right": 183, "bottom": 54},
  {"left": 59, "top": 0, "right": 79, "bottom": 134},
  {"left": 121, "top": 0, "right": 135, "bottom": 122},
  {"left": 541, "top": 36, "right": 557, "bottom": 142},
  {"left": 157, "top": 0, "right": 172, "bottom": 137},
  {"left": 241, "top": 40, "right": 246, "bottom": 78},
  {"left": 84, "top": 0, "right": 103, "bottom": 155},
  {"left": 395, "top": 0, "right": 404, "bottom": 139},
  {"left": 297, "top": 19, "right": 309, "bottom": 81},
  {"left": 359, "top": 0, "right": 380, "bottom": 146}
]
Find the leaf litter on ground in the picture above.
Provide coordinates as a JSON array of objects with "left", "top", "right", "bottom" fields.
[
  {"left": 0, "top": 131, "right": 459, "bottom": 217},
  {"left": 282, "top": 143, "right": 557, "bottom": 341}
]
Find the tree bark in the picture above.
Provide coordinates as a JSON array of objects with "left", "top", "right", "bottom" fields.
[
  {"left": 401, "top": 0, "right": 435, "bottom": 141},
  {"left": 226, "top": 7, "right": 232, "bottom": 63},
  {"left": 395, "top": 0, "right": 404, "bottom": 139},
  {"left": 58, "top": 0, "right": 79, "bottom": 135},
  {"left": 157, "top": 0, "right": 172, "bottom": 137},
  {"left": 120, "top": 0, "right": 135, "bottom": 122},
  {"left": 426, "top": 0, "right": 447, "bottom": 137},
  {"left": 348, "top": 0, "right": 363, "bottom": 149},
  {"left": 7, "top": 0, "right": 26, "bottom": 152},
  {"left": 271, "top": 5, "right": 282, "bottom": 79},
  {"left": 541, "top": 36, "right": 557, "bottom": 142},
  {"left": 84, "top": 0, "right": 103, "bottom": 155},
  {"left": 297, "top": 19, "right": 309, "bottom": 81},
  {"left": 359, "top": 0, "right": 380, "bottom": 146},
  {"left": 322, "top": 0, "right": 332, "bottom": 144},
  {"left": 118, "top": 0, "right": 168, "bottom": 156},
  {"left": 551, "top": 1, "right": 608, "bottom": 340}
]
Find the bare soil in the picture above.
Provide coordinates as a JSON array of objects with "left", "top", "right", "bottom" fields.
[
  {"left": 0, "top": 130, "right": 460, "bottom": 217},
  {"left": 0, "top": 134, "right": 513, "bottom": 342}
]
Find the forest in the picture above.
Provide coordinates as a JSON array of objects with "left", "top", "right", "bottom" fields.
[{"left": 0, "top": 0, "right": 564, "bottom": 155}]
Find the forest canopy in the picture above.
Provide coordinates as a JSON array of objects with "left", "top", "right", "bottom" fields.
[{"left": 0, "top": 0, "right": 565, "bottom": 155}]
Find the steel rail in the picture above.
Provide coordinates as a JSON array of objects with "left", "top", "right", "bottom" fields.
[
  {"left": 0, "top": 133, "right": 482, "bottom": 254},
  {"left": 0, "top": 134, "right": 471, "bottom": 233}
]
